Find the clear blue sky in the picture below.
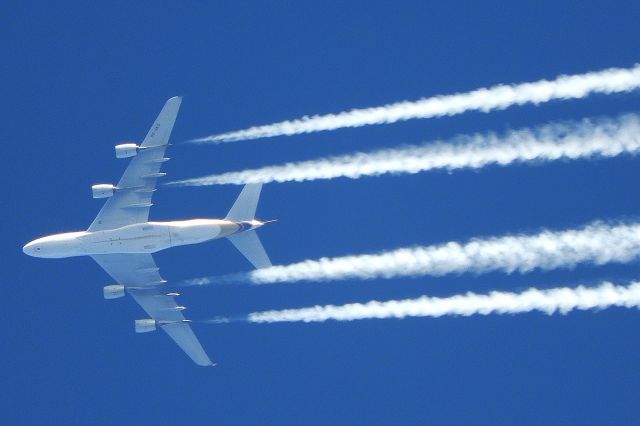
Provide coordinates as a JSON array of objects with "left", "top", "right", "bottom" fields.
[{"left": 3, "top": 1, "right": 640, "bottom": 424}]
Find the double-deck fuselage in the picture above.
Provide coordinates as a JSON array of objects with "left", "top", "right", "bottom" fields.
[{"left": 22, "top": 219, "right": 265, "bottom": 259}]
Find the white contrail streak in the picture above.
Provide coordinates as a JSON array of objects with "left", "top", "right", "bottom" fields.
[
  {"left": 192, "top": 64, "right": 640, "bottom": 143},
  {"left": 169, "top": 114, "right": 640, "bottom": 186},
  {"left": 181, "top": 222, "right": 640, "bottom": 287},
  {"left": 247, "top": 281, "right": 640, "bottom": 323},
  {"left": 246, "top": 222, "right": 640, "bottom": 284}
]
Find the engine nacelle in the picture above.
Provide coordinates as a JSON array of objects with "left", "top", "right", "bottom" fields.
[
  {"left": 135, "top": 319, "right": 157, "bottom": 333},
  {"left": 92, "top": 184, "right": 115, "bottom": 199},
  {"left": 115, "top": 143, "right": 139, "bottom": 159},
  {"left": 103, "top": 284, "right": 125, "bottom": 299}
]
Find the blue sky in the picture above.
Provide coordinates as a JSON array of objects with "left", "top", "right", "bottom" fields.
[{"left": 3, "top": 1, "right": 640, "bottom": 424}]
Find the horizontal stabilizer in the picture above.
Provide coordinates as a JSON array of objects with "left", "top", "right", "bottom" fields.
[
  {"left": 228, "top": 230, "right": 272, "bottom": 269},
  {"left": 226, "top": 184, "right": 262, "bottom": 222}
]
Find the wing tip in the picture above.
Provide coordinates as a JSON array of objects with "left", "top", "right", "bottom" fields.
[{"left": 195, "top": 357, "right": 217, "bottom": 367}]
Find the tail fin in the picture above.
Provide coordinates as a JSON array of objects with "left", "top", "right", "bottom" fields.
[
  {"left": 226, "top": 184, "right": 272, "bottom": 269},
  {"left": 225, "top": 183, "right": 262, "bottom": 222}
]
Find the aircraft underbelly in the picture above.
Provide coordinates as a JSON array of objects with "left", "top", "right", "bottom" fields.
[
  {"left": 77, "top": 220, "right": 233, "bottom": 255},
  {"left": 79, "top": 224, "right": 172, "bottom": 254},
  {"left": 167, "top": 223, "right": 220, "bottom": 247}
]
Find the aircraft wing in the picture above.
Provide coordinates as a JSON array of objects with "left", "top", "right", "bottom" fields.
[
  {"left": 88, "top": 96, "right": 182, "bottom": 231},
  {"left": 92, "top": 253, "right": 214, "bottom": 367}
]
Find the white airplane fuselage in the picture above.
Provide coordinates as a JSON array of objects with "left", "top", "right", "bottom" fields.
[{"left": 22, "top": 219, "right": 262, "bottom": 259}]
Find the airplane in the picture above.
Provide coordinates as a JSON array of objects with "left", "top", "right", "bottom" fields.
[{"left": 22, "top": 96, "right": 273, "bottom": 366}]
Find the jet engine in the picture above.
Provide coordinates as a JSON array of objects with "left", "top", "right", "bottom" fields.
[
  {"left": 135, "top": 319, "right": 157, "bottom": 333},
  {"left": 92, "top": 184, "right": 115, "bottom": 198},
  {"left": 103, "top": 284, "right": 125, "bottom": 299},
  {"left": 115, "top": 143, "right": 139, "bottom": 158}
]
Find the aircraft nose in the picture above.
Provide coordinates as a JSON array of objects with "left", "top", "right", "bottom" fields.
[{"left": 22, "top": 241, "right": 39, "bottom": 256}]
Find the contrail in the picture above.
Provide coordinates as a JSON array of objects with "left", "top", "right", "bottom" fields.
[
  {"left": 182, "top": 221, "right": 640, "bottom": 286},
  {"left": 247, "top": 281, "right": 640, "bottom": 323},
  {"left": 169, "top": 114, "right": 640, "bottom": 186},
  {"left": 191, "top": 64, "right": 640, "bottom": 143}
]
